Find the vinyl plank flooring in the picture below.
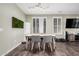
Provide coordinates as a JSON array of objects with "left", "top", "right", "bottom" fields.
[{"left": 5, "top": 42, "right": 79, "bottom": 56}]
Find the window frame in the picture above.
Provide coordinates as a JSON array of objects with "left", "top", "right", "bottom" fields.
[
  {"left": 52, "top": 16, "right": 62, "bottom": 34},
  {"left": 32, "top": 17, "right": 47, "bottom": 34}
]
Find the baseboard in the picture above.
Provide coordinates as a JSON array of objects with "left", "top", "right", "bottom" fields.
[{"left": 1, "top": 42, "right": 21, "bottom": 56}]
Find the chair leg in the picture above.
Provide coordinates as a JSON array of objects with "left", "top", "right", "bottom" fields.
[
  {"left": 32, "top": 42, "right": 39, "bottom": 53},
  {"left": 45, "top": 42, "right": 51, "bottom": 53}
]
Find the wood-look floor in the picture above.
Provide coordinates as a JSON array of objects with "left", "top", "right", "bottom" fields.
[{"left": 6, "top": 42, "right": 79, "bottom": 56}]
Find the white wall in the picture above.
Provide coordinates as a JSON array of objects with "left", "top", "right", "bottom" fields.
[{"left": 0, "top": 4, "right": 26, "bottom": 55}]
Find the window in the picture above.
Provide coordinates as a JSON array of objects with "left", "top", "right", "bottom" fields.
[
  {"left": 33, "top": 18, "right": 39, "bottom": 33},
  {"left": 33, "top": 17, "right": 46, "bottom": 34},
  {"left": 54, "top": 18, "right": 57, "bottom": 33},
  {"left": 33, "top": 18, "right": 35, "bottom": 33},
  {"left": 52, "top": 17, "right": 62, "bottom": 34},
  {"left": 44, "top": 18, "right": 46, "bottom": 33},
  {"left": 37, "top": 18, "right": 39, "bottom": 33},
  {"left": 58, "top": 18, "right": 61, "bottom": 32}
]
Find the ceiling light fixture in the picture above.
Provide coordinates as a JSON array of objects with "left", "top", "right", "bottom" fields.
[{"left": 28, "top": 3, "right": 49, "bottom": 9}]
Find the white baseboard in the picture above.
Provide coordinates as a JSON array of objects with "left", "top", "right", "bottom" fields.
[{"left": 1, "top": 42, "right": 21, "bottom": 56}]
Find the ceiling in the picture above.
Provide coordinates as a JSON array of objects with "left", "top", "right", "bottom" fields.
[{"left": 16, "top": 3, "right": 79, "bottom": 15}]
